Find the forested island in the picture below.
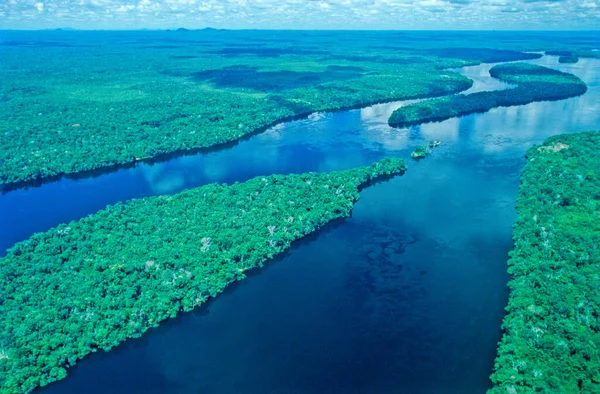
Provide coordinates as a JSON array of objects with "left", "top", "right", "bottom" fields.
[
  {"left": 546, "top": 49, "right": 600, "bottom": 64},
  {"left": 488, "top": 132, "right": 600, "bottom": 393},
  {"left": 3, "top": 30, "right": 584, "bottom": 191},
  {"left": 0, "top": 158, "right": 406, "bottom": 393},
  {"left": 388, "top": 63, "right": 587, "bottom": 128},
  {"left": 1, "top": 33, "right": 481, "bottom": 190}
]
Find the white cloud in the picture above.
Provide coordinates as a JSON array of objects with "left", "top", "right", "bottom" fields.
[{"left": 0, "top": 0, "right": 598, "bottom": 29}]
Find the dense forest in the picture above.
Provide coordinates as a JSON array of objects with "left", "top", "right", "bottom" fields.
[
  {"left": 546, "top": 49, "right": 600, "bottom": 64},
  {"left": 3, "top": 28, "right": 592, "bottom": 190},
  {"left": 0, "top": 33, "right": 482, "bottom": 190},
  {"left": 0, "top": 158, "right": 406, "bottom": 393},
  {"left": 388, "top": 63, "right": 587, "bottom": 128},
  {"left": 488, "top": 132, "right": 600, "bottom": 393}
]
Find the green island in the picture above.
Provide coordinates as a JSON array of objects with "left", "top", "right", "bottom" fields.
[
  {"left": 411, "top": 145, "right": 429, "bottom": 160},
  {"left": 1, "top": 30, "right": 485, "bottom": 190},
  {"left": 558, "top": 56, "right": 579, "bottom": 64},
  {"left": 421, "top": 48, "right": 542, "bottom": 63},
  {"left": 488, "top": 131, "right": 600, "bottom": 393},
  {"left": 546, "top": 50, "right": 600, "bottom": 64},
  {"left": 388, "top": 63, "right": 587, "bottom": 128},
  {"left": 0, "top": 157, "right": 406, "bottom": 393},
  {"left": 2, "top": 29, "right": 594, "bottom": 190}
]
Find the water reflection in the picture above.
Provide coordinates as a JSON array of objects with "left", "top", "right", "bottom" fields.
[
  {"left": 2, "top": 56, "right": 600, "bottom": 394},
  {"left": 5, "top": 58, "right": 592, "bottom": 253},
  {"left": 458, "top": 62, "right": 516, "bottom": 94}
]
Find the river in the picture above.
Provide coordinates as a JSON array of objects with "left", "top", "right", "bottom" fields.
[{"left": 1, "top": 56, "right": 598, "bottom": 393}]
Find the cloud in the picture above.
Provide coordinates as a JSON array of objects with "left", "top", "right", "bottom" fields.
[{"left": 0, "top": 0, "right": 598, "bottom": 29}]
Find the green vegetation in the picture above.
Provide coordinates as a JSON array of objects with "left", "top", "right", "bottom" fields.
[
  {"left": 388, "top": 63, "right": 587, "bottom": 128},
  {"left": 559, "top": 55, "right": 579, "bottom": 64},
  {"left": 0, "top": 31, "right": 476, "bottom": 190},
  {"left": 546, "top": 49, "right": 600, "bottom": 63},
  {"left": 411, "top": 146, "right": 429, "bottom": 160},
  {"left": 422, "top": 48, "right": 542, "bottom": 63},
  {"left": 2, "top": 29, "right": 596, "bottom": 189},
  {"left": 0, "top": 158, "right": 406, "bottom": 393},
  {"left": 545, "top": 50, "right": 580, "bottom": 63},
  {"left": 488, "top": 131, "right": 600, "bottom": 393}
]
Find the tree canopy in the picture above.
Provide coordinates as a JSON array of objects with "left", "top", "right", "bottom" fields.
[
  {"left": 488, "top": 131, "right": 600, "bottom": 393},
  {"left": 0, "top": 158, "right": 406, "bottom": 393},
  {"left": 388, "top": 63, "right": 587, "bottom": 128}
]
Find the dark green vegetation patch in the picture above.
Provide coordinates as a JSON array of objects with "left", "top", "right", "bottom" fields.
[
  {"left": 189, "top": 65, "right": 365, "bottom": 92},
  {"left": 546, "top": 49, "right": 600, "bottom": 64},
  {"left": 423, "top": 48, "right": 542, "bottom": 63},
  {"left": 208, "top": 47, "right": 327, "bottom": 57},
  {"left": 0, "top": 158, "right": 406, "bottom": 393},
  {"left": 3, "top": 30, "right": 589, "bottom": 190},
  {"left": 488, "top": 132, "right": 600, "bottom": 393},
  {"left": 388, "top": 63, "right": 587, "bottom": 128},
  {"left": 0, "top": 32, "right": 478, "bottom": 189}
]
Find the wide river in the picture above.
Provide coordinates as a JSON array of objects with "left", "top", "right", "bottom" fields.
[{"left": 1, "top": 56, "right": 599, "bottom": 394}]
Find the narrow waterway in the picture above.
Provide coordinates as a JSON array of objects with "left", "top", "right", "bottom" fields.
[
  {"left": 2, "top": 56, "right": 598, "bottom": 394},
  {"left": 0, "top": 61, "right": 519, "bottom": 254}
]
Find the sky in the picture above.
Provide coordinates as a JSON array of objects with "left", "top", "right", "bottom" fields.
[{"left": 0, "top": 0, "right": 599, "bottom": 30}]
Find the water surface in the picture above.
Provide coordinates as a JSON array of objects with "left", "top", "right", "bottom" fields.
[{"left": 1, "top": 56, "right": 599, "bottom": 394}]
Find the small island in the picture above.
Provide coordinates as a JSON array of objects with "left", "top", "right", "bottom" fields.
[
  {"left": 388, "top": 63, "right": 588, "bottom": 128},
  {"left": 546, "top": 50, "right": 580, "bottom": 63},
  {"left": 411, "top": 146, "right": 429, "bottom": 160}
]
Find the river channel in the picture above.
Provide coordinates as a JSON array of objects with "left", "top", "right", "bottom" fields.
[{"left": 1, "top": 56, "right": 598, "bottom": 394}]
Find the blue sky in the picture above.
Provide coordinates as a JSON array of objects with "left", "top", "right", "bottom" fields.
[{"left": 1, "top": 0, "right": 599, "bottom": 30}]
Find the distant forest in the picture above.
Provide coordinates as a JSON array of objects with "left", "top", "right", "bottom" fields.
[{"left": 388, "top": 63, "right": 587, "bottom": 128}]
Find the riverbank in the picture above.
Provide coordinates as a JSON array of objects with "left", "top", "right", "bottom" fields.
[
  {"left": 489, "top": 131, "right": 600, "bottom": 393},
  {"left": 0, "top": 158, "right": 406, "bottom": 393}
]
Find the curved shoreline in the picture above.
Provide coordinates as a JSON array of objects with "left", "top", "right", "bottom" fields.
[
  {"left": 1, "top": 53, "right": 598, "bottom": 394},
  {"left": 0, "top": 158, "right": 407, "bottom": 393},
  {"left": 488, "top": 131, "right": 600, "bottom": 393},
  {"left": 3, "top": 53, "right": 561, "bottom": 193},
  {"left": 388, "top": 62, "right": 588, "bottom": 129},
  {"left": 0, "top": 81, "right": 471, "bottom": 194}
]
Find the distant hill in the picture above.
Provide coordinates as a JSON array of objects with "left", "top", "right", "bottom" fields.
[{"left": 171, "top": 27, "right": 222, "bottom": 32}]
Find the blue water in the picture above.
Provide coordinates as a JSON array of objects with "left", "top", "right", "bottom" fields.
[{"left": 1, "top": 56, "right": 599, "bottom": 393}]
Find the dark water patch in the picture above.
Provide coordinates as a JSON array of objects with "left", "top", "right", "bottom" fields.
[
  {"left": 569, "top": 39, "right": 600, "bottom": 45},
  {"left": 377, "top": 36, "right": 451, "bottom": 43},
  {"left": 324, "top": 65, "right": 366, "bottom": 72},
  {"left": 158, "top": 68, "right": 189, "bottom": 77},
  {"left": 546, "top": 50, "right": 574, "bottom": 57},
  {"left": 424, "top": 48, "right": 542, "bottom": 63},
  {"left": 139, "top": 45, "right": 184, "bottom": 49},
  {"left": 379, "top": 57, "right": 431, "bottom": 64},
  {"left": 324, "top": 54, "right": 382, "bottom": 62},
  {"left": 244, "top": 37, "right": 301, "bottom": 43},
  {"left": 36, "top": 215, "right": 350, "bottom": 394},
  {"left": 0, "top": 40, "right": 86, "bottom": 47},
  {"left": 373, "top": 45, "right": 419, "bottom": 51},
  {"left": 222, "top": 42, "right": 267, "bottom": 47},
  {"left": 129, "top": 36, "right": 218, "bottom": 45},
  {"left": 3, "top": 56, "right": 600, "bottom": 394},
  {"left": 169, "top": 55, "right": 198, "bottom": 59},
  {"left": 324, "top": 54, "right": 429, "bottom": 64},
  {"left": 189, "top": 65, "right": 363, "bottom": 92},
  {"left": 209, "top": 47, "right": 328, "bottom": 57}
]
